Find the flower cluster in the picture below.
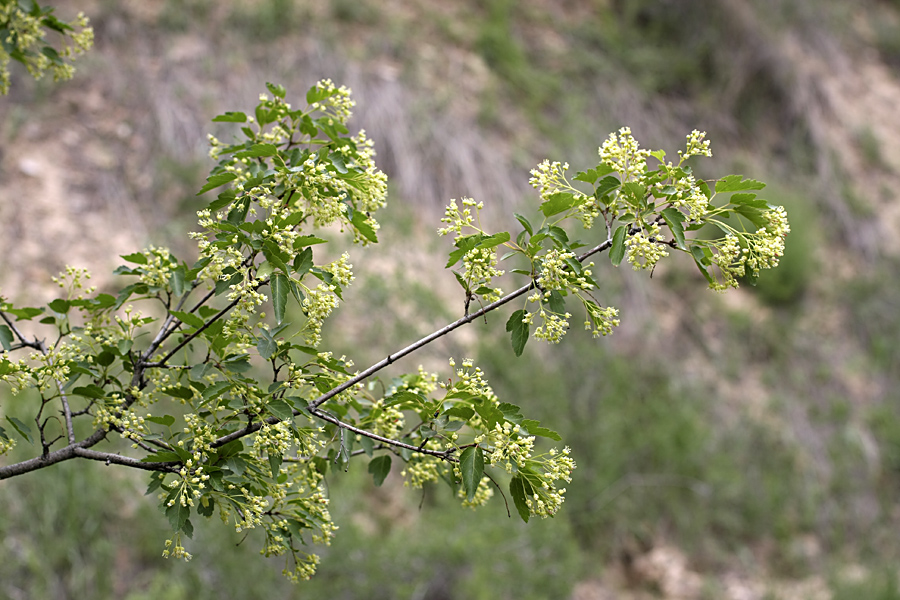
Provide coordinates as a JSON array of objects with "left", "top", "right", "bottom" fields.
[
  {"left": 437, "top": 197, "right": 480, "bottom": 238},
  {"left": 625, "top": 223, "right": 669, "bottom": 271},
  {"left": 51, "top": 265, "right": 96, "bottom": 300},
  {"left": 458, "top": 475, "right": 494, "bottom": 509},
  {"left": 679, "top": 129, "right": 713, "bottom": 160},
  {"left": 599, "top": 127, "right": 650, "bottom": 182},
  {"left": 462, "top": 246, "right": 504, "bottom": 301},
  {"left": 584, "top": 303, "right": 620, "bottom": 338},
  {"left": 524, "top": 295, "right": 572, "bottom": 344},
  {"left": 0, "top": 6, "right": 93, "bottom": 95},
  {"left": 301, "top": 284, "right": 340, "bottom": 347},
  {"left": 705, "top": 205, "right": 790, "bottom": 291}
]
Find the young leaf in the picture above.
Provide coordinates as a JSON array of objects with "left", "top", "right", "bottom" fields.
[
  {"left": 257, "top": 335, "right": 278, "bottom": 360},
  {"left": 350, "top": 211, "right": 378, "bottom": 243},
  {"left": 610, "top": 225, "right": 627, "bottom": 266},
  {"left": 171, "top": 310, "right": 204, "bottom": 330},
  {"left": 368, "top": 455, "right": 392, "bottom": 487},
  {"left": 715, "top": 174, "right": 766, "bottom": 193},
  {"left": 514, "top": 213, "right": 534, "bottom": 235},
  {"left": 146, "top": 415, "right": 176, "bottom": 427},
  {"left": 509, "top": 475, "right": 531, "bottom": 523},
  {"left": 197, "top": 172, "right": 238, "bottom": 196},
  {"left": 0, "top": 325, "right": 13, "bottom": 351},
  {"left": 211, "top": 111, "right": 247, "bottom": 123},
  {"left": 506, "top": 309, "right": 530, "bottom": 357},
  {"left": 5, "top": 416, "right": 33, "bottom": 444},
  {"left": 522, "top": 419, "right": 562, "bottom": 441},
  {"left": 267, "top": 398, "right": 294, "bottom": 421},
  {"left": 270, "top": 273, "right": 290, "bottom": 324},
  {"left": 459, "top": 446, "right": 484, "bottom": 501},
  {"left": 539, "top": 192, "right": 580, "bottom": 217},
  {"left": 660, "top": 207, "right": 686, "bottom": 250},
  {"left": 292, "top": 247, "right": 313, "bottom": 277},
  {"left": 166, "top": 501, "right": 190, "bottom": 532}
]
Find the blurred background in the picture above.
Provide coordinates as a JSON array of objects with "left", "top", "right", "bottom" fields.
[{"left": 2, "top": 0, "right": 900, "bottom": 598}]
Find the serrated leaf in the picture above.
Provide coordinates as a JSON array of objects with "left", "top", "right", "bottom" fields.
[
  {"left": 197, "top": 172, "right": 238, "bottom": 196},
  {"left": 169, "top": 266, "right": 186, "bottom": 296},
  {"left": 146, "top": 415, "right": 176, "bottom": 427},
  {"left": 368, "top": 455, "right": 392, "bottom": 487},
  {"left": 350, "top": 211, "right": 378, "bottom": 243},
  {"left": 522, "top": 419, "right": 562, "bottom": 441},
  {"left": 257, "top": 335, "right": 277, "bottom": 360},
  {"left": 293, "top": 235, "right": 328, "bottom": 248},
  {"left": 171, "top": 310, "right": 204, "bottom": 330},
  {"left": 544, "top": 290, "right": 566, "bottom": 315},
  {"left": 510, "top": 475, "right": 531, "bottom": 522},
  {"left": 211, "top": 111, "right": 247, "bottom": 123},
  {"left": 459, "top": 446, "right": 484, "bottom": 501},
  {"left": 733, "top": 205, "right": 769, "bottom": 229},
  {"left": 119, "top": 252, "right": 148, "bottom": 265},
  {"left": 539, "top": 192, "right": 581, "bottom": 217},
  {"left": 514, "top": 213, "right": 533, "bottom": 235},
  {"left": 477, "top": 232, "right": 511, "bottom": 249},
  {"left": 270, "top": 273, "right": 290, "bottom": 324},
  {"left": 5, "top": 416, "right": 33, "bottom": 444},
  {"left": 498, "top": 402, "right": 524, "bottom": 424},
  {"left": 166, "top": 501, "right": 190, "bottom": 532},
  {"left": 267, "top": 398, "right": 294, "bottom": 421},
  {"left": 660, "top": 207, "right": 686, "bottom": 250},
  {"left": 72, "top": 384, "right": 106, "bottom": 399},
  {"left": 506, "top": 309, "right": 529, "bottom": 357},
  {"left": 715, "top": 174, "right": 766, "bottom": 193},
  {"left": 268, "top": 452, "right": 283, "bottom": 478},
  {"left": 235, "top": 143, "right": 278, "bottom": 159},
  {"left": 573, "top": 168, "right": 598, "bottom": 184},
  {"left": 610, "top": 225, "right": 627, "bottom": 266},
  {"left": 292, "top": 247, "right": 314, "bottom": 278},
  {"left": 266, "top": 82, "right": 286, "bottom": 98},
  {"left": 163, "top": 386, "right": 194, "bottom": 400},
  {"left": 0, "top": 325, "right": 13, "bottom": 351},
  {"left": 594, "top": 175, "right": 621, "bottom": 202}
]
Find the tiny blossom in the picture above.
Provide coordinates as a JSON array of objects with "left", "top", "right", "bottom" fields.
[
  {"left": 599, "top": 127, "right": 651, "bottom": 182},
  {"left": 625, "top": 223, "right": 669, "bottom": 271}
]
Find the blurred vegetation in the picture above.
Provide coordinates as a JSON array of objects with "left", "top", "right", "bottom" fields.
[{"left": 3, "top": 0, "right": 900, "bottom": 597}]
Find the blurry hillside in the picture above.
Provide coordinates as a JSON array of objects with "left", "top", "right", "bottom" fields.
[{"left": 3, "top": 0, "right": 900, "bottom": 598}]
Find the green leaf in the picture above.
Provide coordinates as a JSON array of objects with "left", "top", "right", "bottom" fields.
[
  {"left": 506, "top": 309, "right": 529, "bottom": 357},
  {"left": 235, "top": 143, "right": 278, "bottom": 159},
  {"left": 166, "top": 501, "right": 190, "bottom": 532},
  {"left": 119, "top": 252, "right": 148, "bottom": 264},
  {"left": 690, "top": 245, "right": 716, "bottom": 285},
  {"left": 539, "top": 192, "right": 581, "bottom": 217},
  {"left": 163, "top": 386, "right": 194, "bottom": 400},
  {"left": 146, "top": 415, "right": 176, "bottom": 427},
  {"left": 268, "top": 452, "right": 283, "bottom": 478},
  {"left": 197, "top": 172, "right": 238, "bottom": 196},
  {"left": 573, "top": 168, "right": 598, "bottom": 184},
  {"left": 2, "top": 306, "right": 43, "bottom": 321},
  {"left": 350, "top": 210, "right": 378, "bottom": 243},
  {"left": 715, "top": 174, "right": 766, "bottom": 193},
  {"left": 5, "top": 416, "right": 33, "bottom": 444},
  {"left": 171, "top": 310, "right": 204, "bottom": 330},
  {"left": 169, "top": 266, "right": 187, "bottom": 297},
  {"left": 257, "top": 335, "right": 277, "bottom": 360},
  {"left": 514, "top": 213, "right": 533, "bottom": 235},
  {"left": 497, "top": 402, "right": 524, "bottom": 424},
  {"left": 733, "top": 205, "right": 769, "bottom": 229},
  {"left": 459, "top": 446, "right": 484, "bottom": 501},
  {"left": 477, "top": 232, "right": 511, "bottom": 249},
  {"left": 0, "top": 325, "right": 13, "bottom": 351},
  {"left": 292, "top": 248, "right": 314, "bottom": 278},
  {"left": 509, "top": 475, "right": 531, "bottom": 522},
  {"left": 544, "top": 290, "right": 566, "bottom": 315},
  {"left": 594, "top": 175, "right": 621, "bottom": 202},
  {"left": 267, "top": 398, "right": 294, "bottom": 421},
  {"left": 270, "top": 273, "right": 290, "bottom": 325},
  {"left": 72, "top": 384, "right": 106, "bottom": 399},
  {"left": 368, "top": 455, "right": 392, "bottom": 487},
  {"left": 207, "top": 189, "right": 236, "bottom": 212},
  {"left": 211, "top": 111, "right": 247, "bottom": 123},
  {"left": 522, "top": 419, "right": 562, "bottom": 441},
  {"left": 293, "top": 235, "right": 328, "bottom": 248},
  {"left": 660, "top": 207, "right": 686, "bottom": 250},
  {"left": 256, "top": 261, "right": 275, "bottom": 281},
  {"left": 266, "top": 82, "right": 286, "bottom": 98},
  {"left": 610, "top": 225, "right": 627, "bottom": 266}
]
